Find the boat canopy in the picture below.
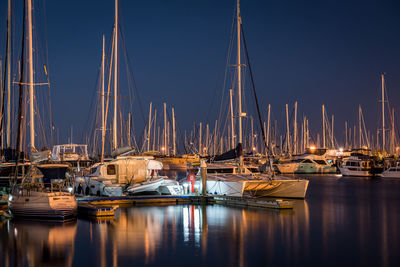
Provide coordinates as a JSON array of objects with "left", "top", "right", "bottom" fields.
[
  {"left": 211, "top": 143, "right": 243, "bottom": 162},
  {"left": 37, "top": 164, "right": 71, "bottom": 187}
]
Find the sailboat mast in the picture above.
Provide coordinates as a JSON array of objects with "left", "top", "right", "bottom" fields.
[
  {"left": 172, "top": 107, "right": 176, "bottom": 156},
  {"left": 359, "top": 105, "right": 362, "bottom": 148},
  {"left": 113, "top": 0, "right": 118, "bottom": 151},
  {"left": 294, "top": 101, "right": 297, "bottom": 154},
  {"left": 6, "top": 0, "right": 11, "bottom": 148},
  {"left": 266, "top": 104, "right": 270, "bottom": 152},
  {"left": 229, "top": 89, "right": 235, "bottom": 149},
  {"left": 163, "top": 102, "right": 167, "bottom": 155},
  {"left": 285, "top": 104, "right": 290, "bottom": 153},
  {"left": 101, "top": 34, "right": 105, "bottom": 160},
  {"left": 381, "top": 73, "right": 385, "bottom": 152},
  {"left": 147, "top": 102, "right": 152, "bottom": 151},
  {"left": 322, "top": 105, "right": 325, "bottom": 148},
  {"left": 28, "top": 0, "right": 35, "bottom": 152},
  {"left": 237, "top": 0, "right": 243, "bottom": 145},
  {"left": 127, "top": 112, "right": 131, "bottom": 147},
  {"left": 153, "top": 109, "right": 157, "bottom": 151}
]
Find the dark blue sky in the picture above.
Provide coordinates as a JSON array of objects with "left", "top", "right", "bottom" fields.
[{"left": 1, "top": 0, "right": 400, "bottom": 146}]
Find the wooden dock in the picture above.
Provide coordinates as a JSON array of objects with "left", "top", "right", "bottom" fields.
[
  {"left": 77, "top": 194, "right": 291, "bottom": 210},
  {"left": 213, "top": 195, "right": 294, "bottom": 209},
  {"left": 77, "top": 195, "right": 195, "bottom": 205}
]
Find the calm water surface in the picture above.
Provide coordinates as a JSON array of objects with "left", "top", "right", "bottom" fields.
[{"left": 1, "top": 175, "right": 400, "bottom": 267}]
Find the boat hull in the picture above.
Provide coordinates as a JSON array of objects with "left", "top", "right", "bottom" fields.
[
  {"left": 8, "top": 191, "right": 77, "bottom": 220},
  {"left": 206, "top": 175, "right": 309, "bottom": 199},
  {"left": 380, "top": 169, "right": 400, "bottom": 178},
  {"left": 126, "top": 178, "right": 164, "bottom": 195},
  {"left": 276, "top": 163, "right": 336, "bottom": 174},
  {"left": 338, "top": 167, "right": 372, "bottom": 177}
]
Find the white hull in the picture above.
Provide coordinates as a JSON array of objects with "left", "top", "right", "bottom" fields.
[
  {"left": 126, "top": 178, "right": 164, "bottom": 194},
  {"left": 380, "top": 169, "right": 400, "bottom": 178},
  {"left": 206, "top": 175, "right": 309, "bottom": 199},
  {"left": 158, "top": 180, "right": 184, "bottom": 195},
  {"left": 276, "top": 163, "right": 336, "bottom": 174},
  {"left": 339, "top": 167, "right": 372, "bottom": 177},
  {"left": 8, "top": 190, "right": 77, "bottom": 220},
  {"left": 75, "top": 177, "right": 124, "bottom": 197}
]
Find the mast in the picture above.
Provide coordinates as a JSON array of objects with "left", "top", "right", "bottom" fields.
[
  {"left": 322, "top": 105, "right": 325, "bottom": 148},
  {"left": 147, "top": 102, "right": 152, "bottom": 151},
  {"left": 266, "top": 104, "right": 270, "bottom": 152},
  {"left": 152, "top": 109, "right": 157, "bottom": 151},
  {"left": 199, "top": 122, "right": 202, "bottom": 155},
  {"left": 359, "top": 105, "right": 362, "bottom": 148},
  {"left": 392, "top": 108, "right": 395, "bottom": 154},
  {"left": 127, "top": 112, "right": 131, "bottom": 147},
  {"left": 101, "top": 35, "right": 105, "bottom": 160},
  {"left": 294, "top": 101, "right": 297, "bottom": 154},
  {"left": 14, "top": 0, "right": 26, "bottom": 185},
  {"left": 163, "top": 102, "right": 167, "bottom": 155},
  {"left": 213, "top": 120, "right": 217, "bottom": 156},
  {"left": 6, "top": 0, "right": 11, "bottom": 148},
  {"left": 331, "top": 115, "right": 334, "bottom": 148},
  {"left": 251, "top": 117, "right": 254, "bottom": 152},
  {"left": 172, "top": 107, "right": 176, "bottom": 156},
  {"left": 229, "top": 89, "right": 235, "bottom": 149},
  {"left": 237, "top": 0, "right": 243, "bottom": 146},
  {"left": 285, "top": 104, "right": 290, "bottom": 153},
  {"left": 345, "top": 121, "right": 348, "bottom": 149},
  {"left": 206, "top": 123, "right": 209, "bottom": 155},
  {"left": 113, "top": 0, "right": 118, "bottom": 151},
  {"left": 381, "top": 73, "right": 385, "bottom": 152},
  {"left": 28, "top": 0, "right": 35, "bottom": 152}
]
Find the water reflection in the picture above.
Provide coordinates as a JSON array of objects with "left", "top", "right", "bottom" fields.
[
  {"left": 1, "top": 176, "right": 400, "bottom": 267},
  {"left": 0, "top": 219, "right": 76, "bottom": 267}
]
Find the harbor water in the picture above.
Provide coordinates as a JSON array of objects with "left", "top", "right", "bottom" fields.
[{"left": 1, "top": 174, "right": 400, "bottom": 267}]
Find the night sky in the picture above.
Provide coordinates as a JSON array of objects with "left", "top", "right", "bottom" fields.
[{"left": 1, "top": 0, "right": 400, "bottom": 146}]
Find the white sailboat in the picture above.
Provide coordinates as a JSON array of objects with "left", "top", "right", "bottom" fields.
[
  {"left": 8, "top": 0, "right": 77, "bottom": 220},
  {"left": 75, "top": 0, "right": 172, "bottom": 196},
  {"left": 202, "top": 0, "right": 309, "bottom": 199}
]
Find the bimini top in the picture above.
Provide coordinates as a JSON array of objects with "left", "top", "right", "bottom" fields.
[{"left": 51, "top": 144, "right": 89, "bottom": 161}]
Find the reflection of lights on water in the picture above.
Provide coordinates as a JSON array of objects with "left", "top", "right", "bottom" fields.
[
  {"left": 14, "top": 228, "right": 17, "bottom": 236},
  {"left": 194, "top": 207, "right": 201, "bottom": 247},
  {"left": 183, "top": 206, "right": 189, "bottom": 242},
  {"left": 182, "top": 206, "right": 202, "bottom": 246}
]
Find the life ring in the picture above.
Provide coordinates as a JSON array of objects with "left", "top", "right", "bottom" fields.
[{"left": 187, "top": 173, "right": 196, "bottom": 181}]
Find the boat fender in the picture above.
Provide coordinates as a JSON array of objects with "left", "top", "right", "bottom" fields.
[{"left": 77, "top": 183, "right": 83, "bottom": 194}]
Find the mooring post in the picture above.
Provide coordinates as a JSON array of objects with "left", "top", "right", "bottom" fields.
[{"left": 200, "top": 160, "right": 207, "bottom": 196}]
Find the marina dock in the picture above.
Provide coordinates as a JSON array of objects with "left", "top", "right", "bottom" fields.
[{"left": 76, "top": 194, "right": 292, "bottom": 210}]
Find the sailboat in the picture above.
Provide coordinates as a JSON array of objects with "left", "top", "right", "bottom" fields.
[
  {"left": 8, "top": 0, "right": 77, "bottom": 220},
  {"left": 202, "top": 0, "right": 308, "bottom": 198},
  {"left": 75, "top": 0, "right": 176, "bottom": 196}
]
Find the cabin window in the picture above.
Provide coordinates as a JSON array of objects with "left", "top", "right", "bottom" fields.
[
  {"left": 390, "top": 168, "right": 396, "bottom": 172},
  {"left": 362, "top": 162, "right": 367, "bottom": 168},
  {"left": 349, "top": 161, "right": 359, "bottom": 167},
  {"left": 90, "top": 168, "right": 97, "bottom": 174},
  {"left": 302, "top": 159, "right": 313, "bottom": 164},
  {"left": 107, "top": 165, "right": 116, "bottom": 175},
  {"left": 314, "top": 160, "right": 326, "bottom": 165}
]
